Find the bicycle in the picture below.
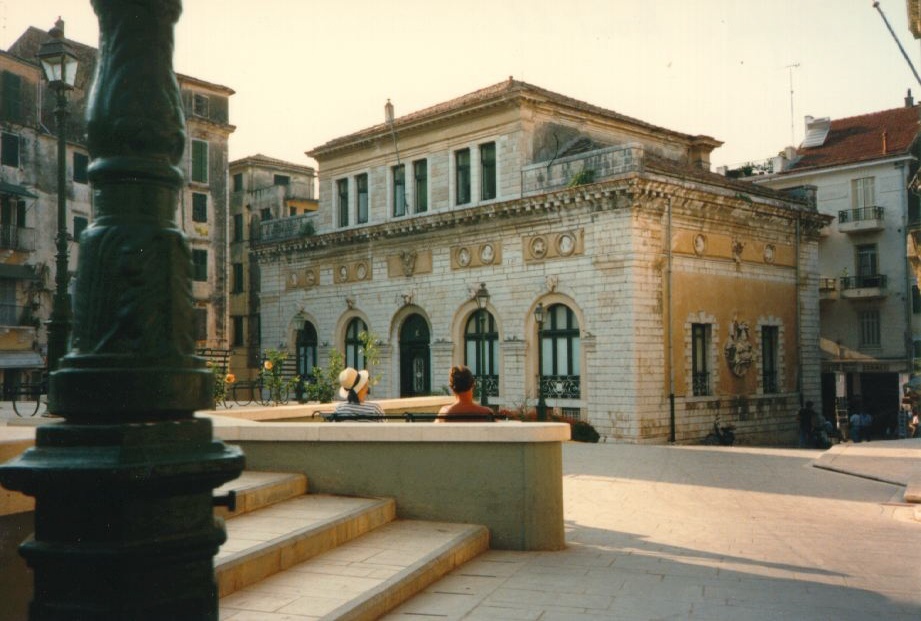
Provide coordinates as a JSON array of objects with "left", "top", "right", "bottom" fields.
[
  {"left": 231, "top": 380, "right": 257, "bottom": 407},
  {"left": 12, "top": 378, "right": 47, "bottom": 417}
]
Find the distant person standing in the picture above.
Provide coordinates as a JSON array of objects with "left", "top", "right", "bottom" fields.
[{"left": 797, "top": 401, "right": 816, "bottom": 448}]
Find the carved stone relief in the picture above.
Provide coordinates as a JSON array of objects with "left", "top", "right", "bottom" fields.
[
  {"left": 387, "top": 249, "right": 432, "bottom": 278},
  {"left": 724, "top": 318, "right": 753, "bottom": 377},
  {"left": 523, "top": 229, "right": 584, "bottom": 262},
  {"left": 285, "top": 268, "right": 319, "bottom": 290},
  {"left": 451, "top": 243, "right": 502, "bottom": 270},
  {"left": 334, "top": 260, "right": 373, "bottom": 284}
]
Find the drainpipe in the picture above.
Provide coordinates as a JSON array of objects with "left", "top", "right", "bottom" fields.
[
  {"left": 796, "top": 215, "right": 803, "bottom": 406},
  {"left": 666, "top": 197, "right": 676, "bottom": 442}
]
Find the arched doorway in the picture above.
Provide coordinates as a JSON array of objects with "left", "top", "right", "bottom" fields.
[
  {"left": 295, "top": 321, "right": 318, "bottom": 379},
  {"left": 399, "top": 314, "right": 430, "bottom": 397}
]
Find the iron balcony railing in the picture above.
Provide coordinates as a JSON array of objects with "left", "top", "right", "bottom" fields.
[
  {"left": 840, "top": 274, "right": 887, "bottom": 290},
  {"left": 539, "top": 374, "right": 581, "bottom": 399},
  {"left": 258, "top": 213, "right": 317, "bottom": 243},
  {"left": 521, "top": 144, "right": 645, "bottom": 196},
  {"left": 0, "top": 225, "right": 36, "bottom": 251},
  {"left": 692, "top": 372, "right": 710, "bottom": 397},
  {"left": 476, "top": 374, "right": 499, "bottom": 398},
  {"left": 838, "top": 206, "right": 884, "bottom": 224}
]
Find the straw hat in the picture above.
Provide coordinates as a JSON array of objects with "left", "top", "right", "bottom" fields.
[{"left": 338, "top": 367, "right": 370, "bottom": 399}]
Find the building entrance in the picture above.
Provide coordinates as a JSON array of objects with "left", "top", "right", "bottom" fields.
[{"left": 399, "top": 314, "right": 430, "bottom": 397}]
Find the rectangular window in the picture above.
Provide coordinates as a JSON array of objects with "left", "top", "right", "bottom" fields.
[
  {"left": 858, "top": 309, "right": 881, "bottom": 348},
  {"left": 192, "top": 192, "right": 208, "bottom": 223},
  {"left": 192, "top": 249, "right": 208, "bottom": 282},
  {"left": 852, "top": 177, "right": 875, "bottom": 209},
  {"left": 356, "top": 173, "right": 368, "bottom": 224},
  {"left": 192, "top": 93, "right": 209, "bottom": 118},
  {"left": 260, "top": 207, "right": 272, "bottom": 222},
  {"left": 73, "top": 152, "right": 89, "bottom": 184},
  {"left": 1, "top": 72, "right": 22, "bottom": 123},
  {"left": 337, "top": 179, "right": 349, "bottom": 227},
  {"left": 233, "top": 213, "right": 244, "bottom": 243},
  {"left": 1, "top": 132, "right": 19, "bottom": 167},
  {"left": 761, "top": 326, "right": 778, "bottom": 393},
  {"left": 73, "top": 216, "right": 88, "bottom": 243},
  {"left": 480, "top": 142, "right": 496, "bottom": 201},
  {"left": 455, "top": 148, "right": 471, "bottom": 205},
  {"left": 232, "top": 316, "right": 245, "bottom": 347},
  {"left": 193, "top": 308, "right": 208, "bottom": 341},
  {"left": 191, "top": 139, "right": 208, "bottom": 183},
  {"left": 274, "top": 174, "right": 290, "bottom": 186},
  {"left": 232, "top": 262, "right": 244, "bottom": 293},
  {"left": 232, "top": 172, "right": 243, "bottom": 192},
  {"left": 413, "top": 159, "right": 428, "bottom": 213},
  {"left": 691, "top": 323, "right": 710, "bottom": 396},
  {"left": 914, "top": 285, "right": 921, "bottom": 314},
  {"left": 392, "top": 164, "right": 406, "bottom": 217}
]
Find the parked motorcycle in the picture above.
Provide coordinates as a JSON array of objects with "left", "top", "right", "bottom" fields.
[{"left": 703, "top": 416, "right": 736, "bottom": 446}]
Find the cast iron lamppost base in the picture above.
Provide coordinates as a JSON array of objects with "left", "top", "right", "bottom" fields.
[
  {"left": 37, "top": 19, "right": 77, "bottom": 373},
  {"left": 0, "top": 2, "right": 244, "bottom": 619},
  {"left": 534, "top": 302, "right": 548, "bottom": 421}
]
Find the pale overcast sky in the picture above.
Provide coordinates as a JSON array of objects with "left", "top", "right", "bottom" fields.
[{"left": 2, "top": 1, "right": 920, "bottom": 171}]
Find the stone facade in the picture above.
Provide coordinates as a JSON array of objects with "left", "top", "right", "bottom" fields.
[
  {"left": 255, "top": 79, "right": 827, "bottom": 443},
  {"left": 0, "top": 23, "right": 233, "bottom": 390},
  {"left": 228, "top": 154, "right": 317, "bottom": 379}
]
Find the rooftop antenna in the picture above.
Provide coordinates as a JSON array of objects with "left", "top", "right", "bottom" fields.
[
  {"left": 786, "top": 63, "right": 800, "bottom": 146},
  {"left": 873, "top": 1, "right": 921, "bottom": 87},
  {"left": 384, "top": 99, "right": 408, "bottom": 213}
]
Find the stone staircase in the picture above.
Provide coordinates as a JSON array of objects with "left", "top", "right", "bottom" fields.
[{"left": 215, "top": 471, "right": 490, "bottom": 620}]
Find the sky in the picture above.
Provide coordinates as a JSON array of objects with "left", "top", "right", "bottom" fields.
[{"left": 2, "top": 0, "right": 921, "bottom": 171}]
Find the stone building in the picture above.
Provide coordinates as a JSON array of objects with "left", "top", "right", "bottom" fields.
[
  {"left": 229, "top": 154, "right": 317, "bottom": 380},
  {"left": 755, "top": 102, "right": 921, "bottom": 429},
  {"left": 255, "top": 79, "right": 828, "bottom": 443},
  {"left": 0, "top": 21, "right": 234, "bottom": 392}
]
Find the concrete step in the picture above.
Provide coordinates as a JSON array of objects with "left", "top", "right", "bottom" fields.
[
  {"left": 219, "top": 519, "right": 489, "bottom": 621},
  {"left": 214, "top": 470, "right": 309, "bottom": 519},
  {"left": 216, "top": 493, "right": 396, "bottom": 598}
]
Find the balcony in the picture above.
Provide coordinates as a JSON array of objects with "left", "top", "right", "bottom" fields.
[
  {"left": 0, "top": 225, "right": 36, "bottom": 252},
  {"left": 840, "top": 274, "right": 888, "bottom": 300},
  {"left": 837, "top": 206, "right": 884, "bottom": 234},
  {"left": 819, "top": 277, "right": 838, "bottom": 302},
  {"left": 250, "top": 182, "right": 314, "bottom": 215},
  {"left": 521, "top": 144, "right": 644, "bottom": 196},
  {"left": 257, "top": 213, "right": 317, "bottom": 244}
]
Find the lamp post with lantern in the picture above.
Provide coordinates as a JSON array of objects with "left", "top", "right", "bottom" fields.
[
  {"left": 37, "top": 19, "right": 78, "bottom": 372},
  {"left": 474, "top": 283, "right": 490, "bottom": 407},
  {"left": 534, "top": 302, "right": 548, "bottom": 421}
]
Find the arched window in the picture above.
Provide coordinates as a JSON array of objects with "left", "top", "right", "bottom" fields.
[
  {"left": 296, "top": 322, "right": 318, "bottom": 378},
  {"left": 539, "top": 304, "right": 580, "bottom": 398},
  {"left": 464, "top": 310, "right": 498, "bottom": 399},
  {"left": 344, "top": 318, "right": 367, "bottom": 369}
]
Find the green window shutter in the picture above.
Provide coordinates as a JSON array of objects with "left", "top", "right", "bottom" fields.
[{"left": 191, "top": 140, "right": 208, "bottom": 183}]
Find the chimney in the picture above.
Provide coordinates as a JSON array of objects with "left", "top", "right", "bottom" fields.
[
  {"left": 54, "top": 17, "right": 64, "bottom": 36},
  {"left": 907, "top": 89, "right": 915, "bottom": 107},
  {"left": 384, "top": 99, "right": 394, "bottom": 125},
  {"left": 882, "top": 130, "right": 888, "bottom": 154}
]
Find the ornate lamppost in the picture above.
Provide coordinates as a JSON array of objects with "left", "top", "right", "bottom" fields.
[
  {"left": 534, "top": 302, "right": 548, "bottom": 421},
  {"left": 0, "top": 2, "right": 244, "bottom": 619},
  {"left": 37, "top": 20, "right": 78, "bottom": 372},
  {"left": 474, "top": 283, "right": 490, "bottom": 407}
]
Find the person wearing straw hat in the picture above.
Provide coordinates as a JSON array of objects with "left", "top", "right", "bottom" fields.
[{"left": 333, "top": 367, "right": 384, "bottom": 419}]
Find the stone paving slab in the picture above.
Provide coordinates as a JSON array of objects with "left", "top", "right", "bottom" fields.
[{"left": 383, "top": 443, "right": 921, "bottom": 621}]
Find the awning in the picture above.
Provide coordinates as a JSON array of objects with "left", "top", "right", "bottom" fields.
[
  {"left": 0, "top": 181, "right": 38, "bottom": 199},
  {"left": 0, "top": 351, "right": 44, "bottom": 369}
]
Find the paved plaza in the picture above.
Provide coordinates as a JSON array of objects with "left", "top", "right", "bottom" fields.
[{"left": 386, "top": 441, "right": 921, "bottom": 621}]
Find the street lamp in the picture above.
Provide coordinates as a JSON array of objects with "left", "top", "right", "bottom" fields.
[
  {"left": 534, "top": 302, "right": 547, "bottom": 421},
  {"left": 37, "top": 19, "right": 78, "bottom": 372},
  {"left": 474, "top": 283, "right": 490, "bottom": 407}
]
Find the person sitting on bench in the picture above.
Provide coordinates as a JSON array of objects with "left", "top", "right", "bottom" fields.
[
  {"left": 333, "top": 367, "right": 384, "bottom": 420},
  {"left": 436, "top": 365, "right": 495, "bottom": 422}
]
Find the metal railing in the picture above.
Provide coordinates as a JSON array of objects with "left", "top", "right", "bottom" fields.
[
  {"left": 692, "top": 372, "right": 710, "bottom": 397},
  {"left": 838, "top": 206, "right": 884, "bottom": 223},
  {"left": 539, "top": 374, "right": 581, "bottom": 399},
  {"left": 0, "top": 225, "right": 36, "bottom": 251},
  {"left": 521, "top": 144, "right": 645, "bottom": 196},
  {"left": 258, "top": 213, "right": 317, "bottom": 243},
  {"left": 840, "top": 274, "right": 887, "bottom": 289}
]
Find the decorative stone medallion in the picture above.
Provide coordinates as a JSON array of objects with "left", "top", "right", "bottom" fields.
[
  {"left": 763, "top": 244, "right": 775, "bottom": 264},
  {"left": 530, "top": 236, "right": 548, "bottom": 259},
  {"left": 693, "top": 234, "right": 706, "bottom": 256},
  {"left": 457, "top": 247, "right": 472, "bottom": 267},
  {"left": 480, "top": 244, "right": 495, "bottom": 264}
]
